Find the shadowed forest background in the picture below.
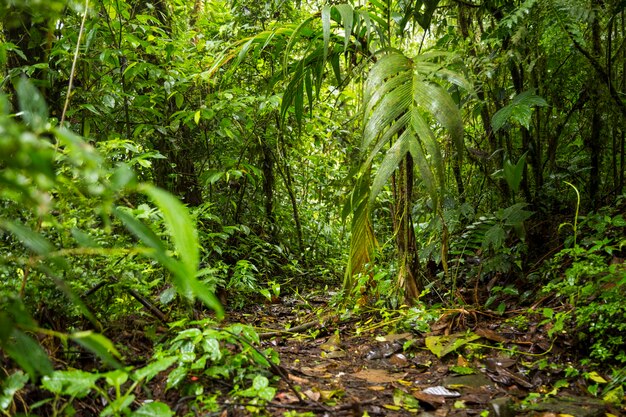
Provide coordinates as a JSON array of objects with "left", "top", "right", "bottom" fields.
[{"left": 1, "top": 0, "right": 625, "bottom": 416}]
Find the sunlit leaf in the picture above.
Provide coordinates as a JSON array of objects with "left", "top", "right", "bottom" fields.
[
  {"left": 130, "top": 402, "right": 174, "bottom": 417},
  {"left": 71, "top": 331, "right": 122, "bottom": 369},
  {"left": 41, "top": 370, "right": 99, "bottom": 398},
  {"left": 425, "top": 332, "right": 480, "bottom": 358}
]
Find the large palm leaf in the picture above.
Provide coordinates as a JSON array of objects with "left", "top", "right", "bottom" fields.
[{"left": 346, "top": 51, "right": 466, "bottom": 292}]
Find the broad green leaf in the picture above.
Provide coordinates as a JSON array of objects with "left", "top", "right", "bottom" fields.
[
  {"left": 4, "top": 329, "right": 53, "bottom": 379},
  {"left": 165, "top": 366, "right": 187, "bottom": 390},
  {"left": 258, "top": 386, "right": 276, "bottom": 401},
  {"left": 252, "top": 375, "right": 269, "bottom": 390},
  {"left": 0, "top": 219, "right": 54, "bottom": 255},
  {"left": 503, "top": 152, "right": 527, "bottom": 194},
  {"left": 17, "top": 78, "right": 48, "bottom": 132},
  {"left": 334, "top": 4, "right": 354, "bottom": 54},
  {"left": 41, "top": 370, "right": 99, "bottom": 398},
  {"left": 322, "top": 6, "right": 331, "bottom": 61},
  {"left": 425, "top": 332, "right": 480, "bottom": 358},
  {"left": 483, "top": 224, "right": 506, "bottom": 250},
  {"left": 499, "top": 203, "right": 533, "bottom": 226},
  {"left": 104, "top": 369, "right": 128, "bottom": 387},
  {"left": 0, "top": 371, "right": 28, "bottom": 410},
  {"left": 134, "top": 356, "right": 177, "bottom": 382},
  {"left": 141, "top": 184, "right": 198, "bottom": 277},
  {"left": 71, "top": 228, "right": 101, "bottom": 248},
  {"left": 71, "top": 331, "right": 122, "bottom": 369},
  {"left": 113, "top": 208, "right": 166, "bottom": 253},
  {"left": 492, "top": 90, "right": 547, "bottom": 132},
  {"left": 101, "top": 394, "right": 135, "bottom": 417},
  {"left": 201, "top": 338, "right": 222, "bottom": 361},
  {"left": 130, "top": 402, "right": 174, "bottom": 417}
]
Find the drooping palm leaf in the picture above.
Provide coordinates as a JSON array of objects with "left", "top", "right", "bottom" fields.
[{"left": 362, "top": 52, "right": 464, "bottom": 208}]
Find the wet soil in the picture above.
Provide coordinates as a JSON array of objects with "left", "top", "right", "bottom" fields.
[{"left": 224, "top": 295, "right": 625, "bottom": 417}]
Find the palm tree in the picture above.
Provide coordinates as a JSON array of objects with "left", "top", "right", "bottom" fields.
[{"left": 212, "top": 0, "right": 468, "bottom": 301}]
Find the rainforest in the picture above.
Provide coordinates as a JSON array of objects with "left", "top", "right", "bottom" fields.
[{"left": 1, "top": 0, "right": 625, "bottom": 416}]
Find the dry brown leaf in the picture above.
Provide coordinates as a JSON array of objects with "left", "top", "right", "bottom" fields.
[
  {"left": 353, "top": 368, "right": 406, "bottom": 383},
  {"left": 457, "top": 355, "right": 469, "bottom": 367},
  {"left": 288, "top": 374, "right": 309, "bottom": 384},
  {"left": 274, "top": 392, "right": 302, "bottom": 404},
  {"left": 413, "top": 390, "right": 446, "bottom": 407},
  {"left": 475, "top": 327, "right": 509, "bottom": 343},
  {"left": 303, "top": 389, "right": 321, "bottom": 401}
]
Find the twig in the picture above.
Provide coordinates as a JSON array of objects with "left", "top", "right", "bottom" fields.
[
  {"left": 60, "top": 0, "right": 90, "bottom": 127},
  {"left": 259, "top": 320, "right": 321, "bottom": 340}
]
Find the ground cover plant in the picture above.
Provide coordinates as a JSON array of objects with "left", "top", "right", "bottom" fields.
[{"left": 1, "top": 0, "right": 626, "bottom": 416}]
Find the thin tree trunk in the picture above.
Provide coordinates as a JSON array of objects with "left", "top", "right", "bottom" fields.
[{"left": 393, "top": 154, "right": 420, "bottom": 301}]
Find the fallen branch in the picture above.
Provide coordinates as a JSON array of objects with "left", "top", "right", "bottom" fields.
[{"left": 259, "top": 320, "right": 322, "bottom": 340}]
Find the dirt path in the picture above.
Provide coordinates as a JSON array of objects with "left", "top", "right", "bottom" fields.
[{"left": 228, "top": 297, "right": 624, "bottom": 417}]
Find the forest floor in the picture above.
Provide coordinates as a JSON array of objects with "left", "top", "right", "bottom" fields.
[
  {"left": 22, "top": 290, "right": 625, "bottom": 417},
  {"left": 215, "top": 292, "right": 624, "bottom": 417}
]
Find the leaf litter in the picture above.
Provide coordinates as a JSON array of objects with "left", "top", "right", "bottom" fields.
[{"left": 226, "top": 291, "right": 626, "bottom": 416}]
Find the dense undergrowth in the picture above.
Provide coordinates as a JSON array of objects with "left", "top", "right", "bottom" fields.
[
  {"left": 2, "top": 0, "right": 626, "bottom": 415},
  {"left": 1, "top": 83, "right": 625, "bottom": 414}
]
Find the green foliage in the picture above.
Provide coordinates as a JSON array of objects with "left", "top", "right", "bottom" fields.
[
  {"left": 491, "top": 89, "right": 548, "bottom": 132},
  {"left": 542, "top": 204, "right": 626, "bottom": 364},
  {"left": 0, "top": 78, "right": 221, "bottom": 384},
  {"left": 157, "top": 320, "right": 278, "bottom": 406}
]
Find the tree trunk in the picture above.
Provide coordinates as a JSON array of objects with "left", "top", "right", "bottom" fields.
[{"left": 392, "top": 154, "right": 421, "bottom": 301}]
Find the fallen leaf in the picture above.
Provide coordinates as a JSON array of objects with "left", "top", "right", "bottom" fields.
[
  {"left": 320, "top": 333, "right": 341, "bottom": 352},
  {"left": 353, "top": 369, "right": 406, "bottom": 384},
  {"left": 457, "top": 355, "right": 469, "bottom": 367},
  {"left": 321, "top": 350, "right": 346, "bottom": 359},
  {"left": 389, "top": 353, "right": 409, "bottom": 367},
  {"left": 287, "top": 374, "right": 309, "bottom": 384},
  {"left": 367, "top": 385, "right": 387, "bottom": 391},
  {"left": 274, "top": 392, "right": 301, "bottom": 404},
  {"left": 376, "top": 333, "right": 413, "bottom": 342},
  {"left": 475, "top": 327, "right": 509, "bottom": 343},
  {"left": 413, "top": 391, "right": 445, "bottom": 407},
  {"left": 425, "top": 332, "right": 480, "bottom": 358},
  {"left": 421, "top": 386, "right": 461, "bottom": 397},
  {"left": 303, "top": 389, "right": 321, "bottom": 401}
]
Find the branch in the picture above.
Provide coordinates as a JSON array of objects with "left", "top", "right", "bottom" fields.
[{"left": 570, "top": 37, "right": 626, "bottom": 118}]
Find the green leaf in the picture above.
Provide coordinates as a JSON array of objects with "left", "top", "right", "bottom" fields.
[
  {"left": 134, "top": 356, "right": 177, "bottom": 382},
  {"left": 41, "top": 370, "right": 99, "bottom": 398},
  {"left": 0, "top": 219, "right": 54, "bottom": 256},
  {"left": 165, "top": 367, "right": 188, "bottom": 390},
  {"left": 0, "top": 371, "right": 29, "bottom": 410},
  {"left": 492, "top": 89, "right": 547, "bottom": 132},
  {"left": 503, "top": 152, "right": 527, "bottom": 194},
  {"left": 483, "top": 224, "right": 506, "bottom": 250},
  {"left": 101, "top": 394, "right": 135, "bottom": 417},
  {"left": 16, "top": 78, "right": 48, "bottom": 131},
  {"left": 321, "top": 5, "right": 331, "bottom": 62},
  {"left": 71, "top": 228, "right": 101, "bottom": 248},
  {"left": 334, "top": 4, "right": 354, "bottom": 54},
  {"left": 141, "top": 185, "right": 199, "bottom": 278},
  {"left": 252, "top": 375, "right": 269, "bottom": 390},
  {"left": 113, "top": 208, "right": 167, "bottom": 252},
  {"left": 71, "top": 331, "right": 122, "bottom": 369},
  {"left": 3, "top": 329, "right": 53, "bottom": 379},
  {"left": 131, "top": 402, "right": 174, "bottom": 417},
  {"left": 104, "top": 369, "right": 128, "bottom": 388},
  {"left": 425, "top": 332, "right": 480, "bottom": 358}
]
